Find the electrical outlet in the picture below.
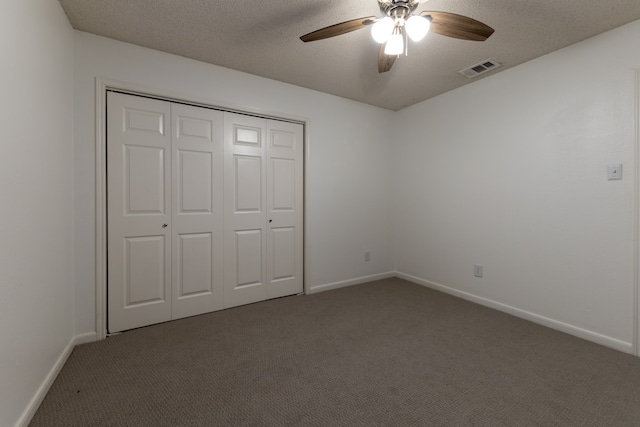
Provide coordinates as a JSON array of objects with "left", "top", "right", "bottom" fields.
[
  {"left": 364, "top": 250, "right": 371, "bottom": 262},
  {"left": 474, "top": 264, "right": 483, "bottom": 278}
]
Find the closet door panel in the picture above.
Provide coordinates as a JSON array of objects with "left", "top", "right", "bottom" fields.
[
  {"left": 234, "top": 155, "right": 263, "bottom": 212},
  {"left": 177, "top": 150, "right": 212, "bottom": 212},
  {"left": 107, "top": 92, "right": 172, "bottom": 333},
  {"left": 234, "top": 229, "right": 264, "bottom": 287},
  {"left": 270, "top": 226, "right": 296, "bottom": 281},
  {"left": 171, "top": 104, "right": 224, "bottom": 319},
  {"left": 224, "top": 113, "right": 267, "bottom": 308},
  {"left": 266, "top": 121, "right": 304, "bottom": 298},
  {"left": 176, "top": 232, "right": 213, "bottom": 296}
]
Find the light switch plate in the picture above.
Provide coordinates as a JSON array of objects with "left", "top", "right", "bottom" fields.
[
  {"left": 607, "top": 164, "right": 622, "bottom": 180},
  {"left": 474, "top": 264, "right": 483, "bottom": 278}
]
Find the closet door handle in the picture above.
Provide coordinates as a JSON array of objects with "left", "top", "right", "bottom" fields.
[
  {"left": 162, "top": 224, "right": 168, "bottom": 228},
  {"left": 269, "top": 219, "right": 273, "bottom": 223}
]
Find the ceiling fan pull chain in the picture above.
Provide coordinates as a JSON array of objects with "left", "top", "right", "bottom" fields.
[{"left": 405, "top": 28, "right": 409, "bottom": 56}]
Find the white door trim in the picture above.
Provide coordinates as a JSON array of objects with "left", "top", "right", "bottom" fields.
[
  {"left": 95, "top": 79, "right": 107, "bottom": 340},
  {"left": 634, "top": 68, "right": 640, "bottom": 356},
  {"left": 94, "top": 78, "right": 309, "bottom": 340}
]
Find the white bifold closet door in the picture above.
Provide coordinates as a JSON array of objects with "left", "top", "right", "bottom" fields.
[
  {"left": 223, "top": 113, "right": 304, "bottom": 308},
  {"left": 170, "top": 103, "right": 224, "bottom": 320},
  {"left": 107, "top": 92, "right": 302, "bottom": 333},
  {"left": 107, "top": 93, "right": 173, "bottom": 332}
]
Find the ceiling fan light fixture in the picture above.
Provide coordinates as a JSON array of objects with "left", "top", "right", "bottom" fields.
[
  {"left": 371, "top": 16, "right": 394, "bottom": 43},
  {"left": 299, "top": 2, "right": 495, "bottom": 75},
  {"left": 405, "top": 15, "right": 430, "bottom": 42},
  {"left": 384, "top": 30, "right": 404, "bottom": 55}
]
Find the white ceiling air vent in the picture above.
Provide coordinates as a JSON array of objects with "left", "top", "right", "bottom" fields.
[{"left": 458, "top": 59, "right": 501, "bottom": 78}]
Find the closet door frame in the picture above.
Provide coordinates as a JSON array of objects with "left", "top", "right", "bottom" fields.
[{"left": 94, "top": 79, "right": 309, "bottom": 340}]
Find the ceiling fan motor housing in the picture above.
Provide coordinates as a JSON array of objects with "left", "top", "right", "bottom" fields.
[{"left": 379, "top": 0, "right": 420, "bottom": 19}]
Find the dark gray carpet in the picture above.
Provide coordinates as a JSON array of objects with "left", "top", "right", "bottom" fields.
[{"left": 30, "top": 278, "right": 640, "bottom": 426}]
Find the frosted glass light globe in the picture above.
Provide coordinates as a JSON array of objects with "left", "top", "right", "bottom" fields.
[
  {"left": 384, "top": 32, "right": 403, "bottom": 55},
  {"left": 405, "top": 15, "right": 430, "bottom": 42},
  {"left": 371, "top": 17, "right": 394, "bottom": 43}
]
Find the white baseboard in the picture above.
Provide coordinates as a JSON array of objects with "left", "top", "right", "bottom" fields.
[
  {"left": 16, "top": 332, "right": 97, "bottom": 427},
  {"left": 307, "top": 271, "right": 396, "bottom": 294},
  {"left": 397, "top": 272, "right": 634, "bottom": 355},
  {"left": 73, "top": 332, "right": 98, "bottom": 346}
]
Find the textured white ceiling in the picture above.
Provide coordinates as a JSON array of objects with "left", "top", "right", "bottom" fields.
[{"left": 58, "top": 0, "right": 640, "bottom": 111}]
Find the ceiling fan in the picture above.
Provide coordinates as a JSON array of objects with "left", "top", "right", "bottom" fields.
[{"left": 300, "top": 0, "right": 494, "bottom": 73}]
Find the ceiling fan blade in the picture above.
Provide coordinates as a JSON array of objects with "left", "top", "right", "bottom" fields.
[
  {"left": 378, "top": 44, "right": 396, "bottom": 73},
  {"left": 420, "top": 11, "right": 494, "bottom": 41},
  {"left": 300, "top": 16, "right": 376, "bottom": 42}
]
